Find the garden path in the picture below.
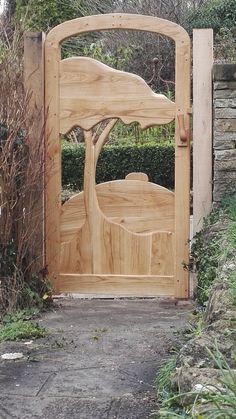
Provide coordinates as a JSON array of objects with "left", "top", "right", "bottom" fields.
[{"left": 0, "top": 298, "right": 191, "bottom": 419}]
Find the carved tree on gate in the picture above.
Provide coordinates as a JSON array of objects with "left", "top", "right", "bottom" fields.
[{"left": 60, "top": 56, "right": 176, "bottom": 258}]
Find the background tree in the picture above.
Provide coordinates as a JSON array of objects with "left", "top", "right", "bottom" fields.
[
  {"left": 6, "top": 0, "right": 114, "bottom": 31},
  {"left": 5, "top": 0, "right": 235, "bottom": 88},
  {"left": 186, "top": 0, "right": 236, "bottom": 33}
]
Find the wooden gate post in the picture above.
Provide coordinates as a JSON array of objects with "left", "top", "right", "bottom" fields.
[
  {"left": 193, "top": 29, "right": 214, "bottom": 235},
  {"left": 24, "top": 32, "right": 45, "bottom": 270}
]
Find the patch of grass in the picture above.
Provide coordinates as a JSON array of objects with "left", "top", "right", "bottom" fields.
[
  {"left": 157, "top": 345, "right": 236, "bottom": 418},
  {"left": 1, "top": 308, "right": 40, "bottom": 324},
  {"left": 90, "top": 327, "right": 108, "bottom": 341},
  {"left": 156, "top": 354, "right": 177, "bottom": 400},
  {"left": 228, "top": 272, "right": 236, "bottom": 307},
  {"left": 91, "top": 335, "right": 99, "bottom": 341},
  {"left": 155, "top": 352, "right": 187, "bottom": 418},
  {"left": 0, "top": 320, "right": 47, "bottom": 342},
  {"left": 196, "top": 346, "right": 236, "bottom": 418},
  {"left": 94, "top": 328, "right": 107, "bottom": 333},
  {"left": 157, "top": 410, "right": 190, "bottom": 418},
  {"left": 186, "top": 311, "right": 205, "bottom": 338},
  {"left": 0, "top": 308, "right": 48, "bottom": 342}
]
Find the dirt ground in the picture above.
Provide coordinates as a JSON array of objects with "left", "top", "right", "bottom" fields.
[{"left": 0, "top": 298, "right": 191, "bottom": 419}]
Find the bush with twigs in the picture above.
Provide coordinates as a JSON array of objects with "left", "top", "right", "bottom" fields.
[{"left": 0, "top": 21, "right": 50, "bottom": 314}]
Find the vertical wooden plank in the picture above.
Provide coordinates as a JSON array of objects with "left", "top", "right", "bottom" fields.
[
  {"left": 193, "top": 29, "right": 213, "bottom": 234},
  {"left": 151, "top": 232, "right": 174, "bottom": 275},
  {"left": 174, "top": 38, "right": 191, "bottom": 299},
  {"left": 44, "top": 37, "right": 61, "bottom": 292},
  {"left": 24, "top": 32, "right": 45, "bottom": 270},
  {"left": 44, "top": 14, "right": 192, "bottom": 297}
]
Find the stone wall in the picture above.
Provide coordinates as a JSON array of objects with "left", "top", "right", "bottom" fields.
[{"left": 213, "top": 64, "right": 236, "bottom": 203}]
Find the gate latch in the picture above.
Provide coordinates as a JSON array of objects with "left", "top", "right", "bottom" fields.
[{"left": 177, "top": 114, "right": 190, "bottom": 147}]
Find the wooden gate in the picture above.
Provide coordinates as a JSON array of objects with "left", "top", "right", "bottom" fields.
[{"left": 44, "top": 14, "right": 191, "bottom": 298}]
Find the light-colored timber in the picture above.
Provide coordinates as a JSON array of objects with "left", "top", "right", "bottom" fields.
[
  {"left": 60, "top": 180, "right": 174, "bottom": 241},
  {"left": 44, "top": 13, "right": 191, "bottom": 298},
  {"left": 193, "top": 29, "right": 213, "bottom": 235},
  {"left": 59, "top": 274, "right": 174, "bottom": 296},
  {"left": 60, "top": 208, "right": 174, "bottom": 277},
  {"left": 45, "top": 29, "right": 61, "bottom": 293},
  {"left": 46, "top": 14, "right": 190, "bottom": 45},
  {"left": 59, "top": 57, "right": 175, "bottom": 133},
  {"left": 125, "top": 172, "right": 149, "bottom": 181}
]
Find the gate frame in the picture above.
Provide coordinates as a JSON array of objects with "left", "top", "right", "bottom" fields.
[{"left": 24, "top": 16, "right": 213, "bottom": 299}]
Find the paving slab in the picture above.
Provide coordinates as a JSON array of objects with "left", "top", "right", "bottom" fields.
[{"left": 0, "top": 298, "right": 191, "bottom": 418}]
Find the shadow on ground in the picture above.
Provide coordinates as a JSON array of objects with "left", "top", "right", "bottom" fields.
[{"left": 0, "top": 298, "right": 191, "bottom": 419}]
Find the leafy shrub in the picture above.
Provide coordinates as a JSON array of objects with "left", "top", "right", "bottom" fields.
[
  {"left": 62, "top": 141, "right": 175, "bottom": 191},
  {"left": 191, "top": 224, "right": 222, "bottom": 306},
  {"left": 108, "top": 120, "right": 175, "bottom": 145},
  {"left": 191, "top": 191, "right": 236, "bottom": 307},
  {"left": 186, "top": 0, "right": 236, "bottom": 34},
  {"left": 214, "top": 28, "right": 236, "bottom": 63},
  {"left": 1, "top": 308, "right": 40, "bottom": 324}
]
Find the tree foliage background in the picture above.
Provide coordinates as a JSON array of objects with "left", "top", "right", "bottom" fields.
[{"left": 3, "top": 0, "right": 236, "bottom": 88}]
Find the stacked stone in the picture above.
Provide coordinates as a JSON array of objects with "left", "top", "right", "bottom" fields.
[{"left": 213, "top": 64, "right": 236, "bottom": 203}]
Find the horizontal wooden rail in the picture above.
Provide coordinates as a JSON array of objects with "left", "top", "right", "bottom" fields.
[{"left": 59, "top": 274, "right": 174, "bottom": 296}]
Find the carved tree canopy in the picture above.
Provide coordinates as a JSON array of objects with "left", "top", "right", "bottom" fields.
[{"left": 59, "top": 57, "right": 176, "bottom": 134}]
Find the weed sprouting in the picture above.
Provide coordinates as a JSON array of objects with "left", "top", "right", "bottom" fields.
[
  {"left": 1, "top": 307, "right": 40, "bottom": 324},
  {"left": 0, "top": 308, "right": 48, "bottom": 342},
  {"left": 0, "top": 320, "right": 47, "bottom": 342},
  {"left": 155, "top": 352, "right": 178, "bottom": 407},
  {"left": 156, "top": 345, "right": 236, "bottom": 418}
]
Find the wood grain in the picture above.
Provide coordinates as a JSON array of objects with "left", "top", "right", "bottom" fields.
[
  {"left": 46, "top": 14, "right": 190, "bottom": 45},
  {"left": 193, "top": 29, "right": 213, "bottom": 234},
  {"left": 125, "top": 172, "right": 148, "bottom": 181},
  {"left": 59, "top": 274, "right": 174, "bottom": 296},
  {"left": 174, "top": 20, "right": 191, "bottom": 299},
  {"left": 92, "top": 216, "right": 152, "bottom": 275},
  {"left": 59, "top": 57, "right": 175, "bottom": 133},
  {"left": 45, "top": 31, "right": 61, "bottom": 292},
  {"left": 60, "top": 221, "right": 92, "bottom": 273},
  {"left": 60, "top": 213, "right": 176, "bottom": 277},
  {"left": 151, "top": 232, "right": 174, "bottom": 275},
  {"left": 60, "top": 188, "right": 174, "bottom": 280},
  {"left": 60, "top": 179, "right": 174, "bottom": 241},
  {"left": 44, "top": 13, "right": 191, "bottom": 297}
]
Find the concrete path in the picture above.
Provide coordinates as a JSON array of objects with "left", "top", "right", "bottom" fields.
[{"left": 0, "top": 298, "right": 191, "bottom": 419}]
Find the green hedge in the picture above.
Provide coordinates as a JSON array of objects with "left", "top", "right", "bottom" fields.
[{"left": 61, "top": 141, "right": 175, "bottom": 191}]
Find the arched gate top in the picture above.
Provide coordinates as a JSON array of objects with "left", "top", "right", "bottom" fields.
[{"left": 46, "top": 13, "right": 190, "bottom": 47}]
